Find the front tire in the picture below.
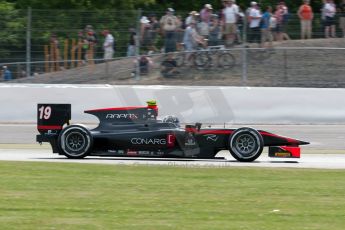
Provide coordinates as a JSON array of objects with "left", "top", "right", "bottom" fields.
[
  {"left": 57, "top": 125, "right": 93, "bottom": 159},
  {"left": 228, "top": 127, "right": 263, "bottom": 162}
]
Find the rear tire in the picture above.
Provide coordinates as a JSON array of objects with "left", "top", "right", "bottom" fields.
[
  {"left": 228, "top": 127, "right": 263, "bottom": 162},
  {"left": 58, "top": 125, "right": 93, "bottom": 159},
  {"left": 218, "top": 52, "right": 236, "bottom": 69}
]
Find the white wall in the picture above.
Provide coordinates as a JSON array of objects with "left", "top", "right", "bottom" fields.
[{"left": 1, "top": 84, "right": 344, "bottom": 124}]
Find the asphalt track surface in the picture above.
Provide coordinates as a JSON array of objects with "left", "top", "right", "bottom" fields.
[{"left": 1, "top": 124, "right": 345, "bottom": 169}]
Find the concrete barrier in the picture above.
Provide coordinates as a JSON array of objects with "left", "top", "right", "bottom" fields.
[{"left": 1, "top": 84, "right": 344, "bottom": 124}]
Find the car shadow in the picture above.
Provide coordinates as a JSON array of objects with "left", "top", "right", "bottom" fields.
[{"left": 34, "top": 157, "right": 299, "bottom": 164}]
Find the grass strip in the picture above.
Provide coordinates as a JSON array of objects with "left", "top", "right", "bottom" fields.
[{"left": 0, "top": 161, "right": 344, "bottom": 230}]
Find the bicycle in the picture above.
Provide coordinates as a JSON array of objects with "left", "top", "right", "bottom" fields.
[
  {"left": 174, "top": 43, "right": 203, "bottom": 68},
  {"left": 194, "top": 45, "right": 236, "bottom": 70}
]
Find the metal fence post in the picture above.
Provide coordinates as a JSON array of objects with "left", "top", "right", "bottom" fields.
[
  {"left": 26, "top": 7, "right": 32, "bottom": 77},
  {"left": 135, "top": 8, "right": 142, "bottom": 81},
  {"left": 241, "top": 15, "right": 248, "bottom": 86},
  {"left": 284, "top": 49, "right": 288, "bottom": 80}
]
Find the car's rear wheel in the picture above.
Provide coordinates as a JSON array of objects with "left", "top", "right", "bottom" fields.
[
  {"left": 58, "top": 125, "right": 93, "bottom": 159},
  {"left": 228, "top": 127, "right": 263, "bottom": 162}
]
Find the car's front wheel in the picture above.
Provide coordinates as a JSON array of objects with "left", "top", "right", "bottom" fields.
[
  {"left": 228, "top": 127, "right": 263, "bottom": 162},
  {"left": 57, "top": 125, "right": 93, "bottom": 159}
]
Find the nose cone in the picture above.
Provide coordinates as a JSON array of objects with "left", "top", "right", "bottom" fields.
[{"left": 297, "top": 140, "right": 310, "bottom": 145}]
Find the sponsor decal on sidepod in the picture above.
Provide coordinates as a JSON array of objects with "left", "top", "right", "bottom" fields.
[
  {"left": 203, "top": 134, "right": 219, "bottom": 142},
  {"left": 131, "top": 138, "right": 166, "bottom": 145},
  {"left": 106, "top": 114, "right": 138, "bottom": 119}
]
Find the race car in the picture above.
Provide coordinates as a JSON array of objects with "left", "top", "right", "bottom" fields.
[{"left": 36, "top": 101, "right": 309, "bottom": 162}]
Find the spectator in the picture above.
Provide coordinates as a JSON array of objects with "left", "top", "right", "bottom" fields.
[
  {"left": 200, "top": 4, "right": 213, "bottom": 24},
  {"left": 198, "top": 4, "right": 213, "bottom": 40},
  {"left": 161, "top": 53, "right": 179, "bottom": 78},
  {"left": 148, "top": 14, "right": 160, "bottom": 53},
  {"left": 339, "top": 0, "right": 345, "bottom": 37},
  {"left": 197, "top": 20, "right": 210, "bottom": 40},
  {"left": 127, "top": 27, "right": 137, "bottom": 57},
  {"left": 133, "top": 55, "right": 153, "bottom": 76},
  {"left": 176, "top": 15, "right": 185, "bottom": 51},
  {"left": 261, "top": 6, "right": 273, "bottom": 48},
  {"left": 183, "top": 20, "right": 205, "bottom": 51},
  {"left": 102, "top": 30, "right": 114, "bottom": 61},
  {"left": 245, "top": 1, "right": 255, "bottom": 19},
  {"left": 221, "top": 0, "right": 239, "bottom": 47},
  {"left": 209, "top": 14, "right": 221, "bottom": 46},
  {"left": 321, "top": 0, "right": 327, "bottom": 30},
  {"left": 84, "top": 25, "right": 97, "bottom": 64},
  {"left": 279, "top": 1, "right": 291, "bottom": 40},
  {"left": 235, "top": 5, "right": 244, "bottom": 44},
  {"left": 139, "top": 55, "right": 152, "bottom": 75},
  {"left": 2, "top": 66, "right": 12, "bottom": 81},
  {"left": 160, "top": 8, "right": 179, "bottom": 53},
  {"left": 76, "top": 31, "right": 89, "bottom": 64},
  {"left": 270, "top": 15, "right": 278, "bottom": 41},
  {"left": 85, "top": 25, "right": 97, "bottom": 45},
  {"left": 274, "top": 4, "right": 284, "bottom": 41},
  {"left": 186, "top": 11, "right": 199, "bottom": 27},
  {"left": 140, "top": 16, "right": 151, "bottom": 51},
  {"left": 248, "top": 2, "right": 262, "bottom": 44},
  {"left": 324, "top": 0, "right": 337, "bottom": 38},
  {"left": 298, "top": 0, "right": 314, "bottom": 40}
]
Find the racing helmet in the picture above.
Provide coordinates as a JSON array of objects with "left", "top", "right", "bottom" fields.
[
  {"left": 162, "top": 115, "right": 180, "bottom": 125},
  {"left": 146, "top": 100, "right": 157, "bottom": 106}
]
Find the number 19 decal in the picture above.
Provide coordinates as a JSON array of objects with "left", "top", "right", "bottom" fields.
[{"left": 38, "top": 106, "right": 52, "bottom": 120}]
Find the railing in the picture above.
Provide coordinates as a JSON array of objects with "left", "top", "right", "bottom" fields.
[{"left": 1, "top": 47, "right": 345, "bottom": 88}]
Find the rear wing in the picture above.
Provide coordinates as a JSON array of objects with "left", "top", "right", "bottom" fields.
[{"left": 37, "top": 104, "right": 71, "bottom": 134}]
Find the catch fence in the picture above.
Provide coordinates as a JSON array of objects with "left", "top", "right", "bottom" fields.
[{"left": 0, "top": 8, "right": 344, "bottom": 87}]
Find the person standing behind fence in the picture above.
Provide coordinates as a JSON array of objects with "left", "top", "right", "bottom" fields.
[
  {"left": 127, "top": 28, "right": 137, "bottom": 57},
  {"left": 221, "top": 0, "right": 239, "bottom": 47},
  {"left": 261, "top": 6, "right": 273, "bottom": 48},
  {"left": 324, "top": 0, "right": 337, "bottom": 38},
  {"left": 77, "top": 31, "right": 89, "bottom": 64},
  {"left": 140, "top": 16, "right": 152, "bottom": 53},
  {"left": 199, "top": 4, "right": 213, "bottom": 39},
  {"left": 183, "top": 20, "right": 205, "bottom": 52},
  {"left": 338, "top": 0, "right": 345, "bottom": 37},
  {"left": 200, "top": 4, "right": 213, "bottom": 24},
  {"left": 85, "top": 25, "right": 97, "bottom": 64},
  {"left": 102, "top": 30, "right": 114, "bottom": 61},
  {"left": 148, "top": 14, "right": 160, "bottom": 53},
  {"left": 279, "top": 1, "right": 290, "bottom": 40},
  {"left": 186, "top": 11, "right": 199, "bottom": 26},
  {"left": 2, "top": 66, "right": 12, "bottom": 81},
  {"left": 248, "top": 2, "right": 262, "bottom": 44},
  {"left": 274, "top": 4, "right": 284, "bottom": 41},
  {"left": 85, "top": 25, "right": 97, "bottom": 46},
  {"left": 298, "top": 0, "right": 314, "bottom": 40},
  {"left": 270, "top": 15, "right": 278, "bottom": 41},
  {"left": 160, "top": 8, "right": 179, "bottom": 53},
  {"left": 209, "top": 14, "right": 221, "bottom": 46}
]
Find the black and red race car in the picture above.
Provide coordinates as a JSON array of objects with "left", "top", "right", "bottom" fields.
[{"left": 36, "top": 101, "right": 309, "bottom": 162}]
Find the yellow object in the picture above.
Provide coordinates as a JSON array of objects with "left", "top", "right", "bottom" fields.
[{"left": 146, "top": 100, "right": 157, "bottom": 106}]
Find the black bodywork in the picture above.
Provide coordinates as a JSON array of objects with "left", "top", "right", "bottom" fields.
[{"left": 36, "top": 103, "right": 309, "bottom": 162}]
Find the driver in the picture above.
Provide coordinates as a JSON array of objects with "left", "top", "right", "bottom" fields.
[{"left": 146, "top": 100, "right": 158, "bottom": 119}]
